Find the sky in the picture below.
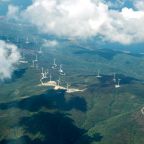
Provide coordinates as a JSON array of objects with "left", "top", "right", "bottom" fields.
[
  {"left": 2, "top": 0, "right": 144, "bottom": 44},
  {"left": 0, "top": 0, "right": 144, "bottom": 44},
  {"left": 0, "top": 0, "right": 144, "bottom": 79}
]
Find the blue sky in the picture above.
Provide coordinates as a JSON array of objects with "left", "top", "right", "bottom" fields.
[
  {"left": 0, "top": 0, "right": 32, "bottom": 15},
  {"left": 0, "top": 0, "right": 135, "bottom": 15}
]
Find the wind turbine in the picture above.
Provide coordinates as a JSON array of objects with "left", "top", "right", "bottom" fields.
[
  {"left": 21, "top": 51, "right": 25, "bottom": 60},
  {"left": 41, "top": 67, "right": 46, "bottom": 78},
  {"left": 38, "top": 47, "right": 42, "bottom": 54},
  {"left": 40, "top": 76, "right": 44, "bottom": 85},
  {"left": 52, "top": 58, "right": 57, "bottom": 69},
  {"left": 49, "top": 74, "right": 52, "bottom": 82},
  {"left": 59, "top": 64, "right": 66, "bottom": 75},
  {"left": 40, "top": 68, "right": 47, "bottom": 85},
  {"left": 113, "top": 73, "right": 116, "bottom": 82},
  {"left": 31, "top": 60, "right": 35, "bottom": 68},
  {"left": 115, "top": 79, "right": 121, "bottom": 88},
  {"left": 96, "top": 70, "right": 102, "bottom": 78},
  {"left": 19, "top": 50, "right": 28, "bottom": 64},
  {"left": 66, "top": 83, "right": 71, "bottom": 92},
  {"left": 57, "top": 78, "right": 61, "bottom": 86},
  {"left": 44, "top": 70, "right": 49, "bottom": 78},
  {"left": 34, "top": 54, "right": 38, "bottom": 62},
  {"left": 25, "top": 36, "right": 30, "bottom": 44},
  {"left": 41, "top": 67, "right": 44, "bottom": 75}
]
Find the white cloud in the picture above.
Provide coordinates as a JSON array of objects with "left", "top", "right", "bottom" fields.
[
  {"left": 100, "top": 8, "right": 144, "bottom": 44},
  {"left": 0, "top": 40, "right": 20, "bottom": 80},
  {"left": 22, "top": 0, "right": 109, "bottom": 38},
  {"left": 43, "top": 39, "right": 58, "bottom": 47},
  {"left": 7, "top": 5, "right": 20, "bottom": 20},
  {"left": 16, "top": 0, "right": 144, "bottom": 44}
]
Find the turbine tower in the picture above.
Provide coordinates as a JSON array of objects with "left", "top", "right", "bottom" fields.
[
  {"left": 113, "top": 73, "right": 116, "bottom": 82},
  {"left": 96, "top": 70, "right": 102, "bottom": 78},
  {"left": 59, "top": 64, "right": 66, "bottom": 75},
  {"left": 115, "top": 79, "right": 121, "bottom": 88},
  {"left": 52, "top": 58, "right": 57, "bottom": 69}
]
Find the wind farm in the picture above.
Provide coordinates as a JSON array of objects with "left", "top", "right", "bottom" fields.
[
  {"left": 1, "top": 31, "right": 144, "bottom": 144},
  {"left": 1, "top": 2, "right": 144, "bottom": 144},
  {"left": 17, "top": 39, "right": 126, "bottom": 93}
]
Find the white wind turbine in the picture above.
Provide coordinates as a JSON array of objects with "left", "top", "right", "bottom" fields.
[
  {"left": 115, "top": 79, "right": 121, "bottom": 88},
  {"left": 96, "top": 70, "right": 102, "bottom": 78}
]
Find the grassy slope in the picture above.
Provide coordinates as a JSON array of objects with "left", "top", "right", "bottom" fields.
[{"left": 0, "top": 35, "right": 144, "bottom": 143}]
